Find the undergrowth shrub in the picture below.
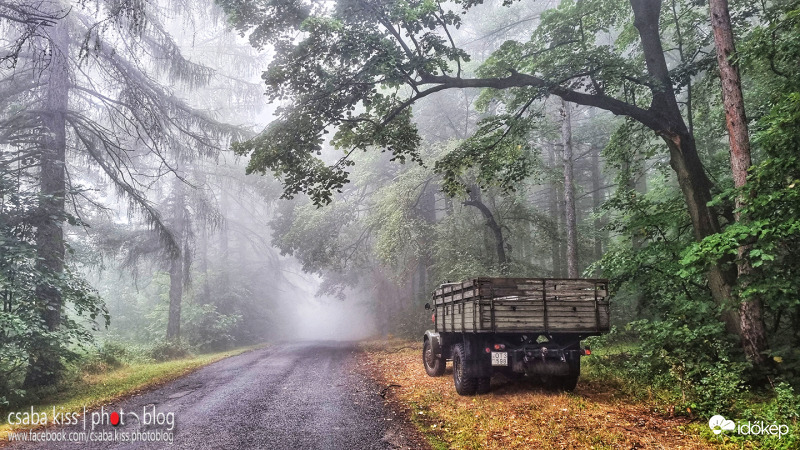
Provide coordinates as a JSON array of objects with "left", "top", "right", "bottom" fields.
[
  {"left": 82, "top": 341, "right": 130, "bottom": 374},
  {"left": 181, "top": 304, "right": 241, "bottom": 352},
  {"left": 586, "top": 320, "right": 748, "bottom": 416},
  {"left": 147, "top": 341, "right": 191, "bottom": 362}
]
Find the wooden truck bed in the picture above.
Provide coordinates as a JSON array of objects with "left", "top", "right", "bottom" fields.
[{"left": 432, "top": 277, "right": 610, "bottom": 334}]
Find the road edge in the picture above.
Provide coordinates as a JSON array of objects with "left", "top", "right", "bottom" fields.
[{"left": 0, "top": 344, "right": 268, "bottom": 446}]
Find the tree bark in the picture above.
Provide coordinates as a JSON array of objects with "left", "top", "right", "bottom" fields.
[
  {"left": 561, "top": 100, "right": 579, "bottom": 278},
  {"left": 25, "top": 16, "right": 69, "bottom": 388},
  {"left": 709, "top": 0, "right": 768, "bottom": 363},
  {"left": 464, "top": 187, "right": 507, "bottom": 273}
]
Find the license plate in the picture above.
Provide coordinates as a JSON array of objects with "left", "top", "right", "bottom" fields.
[{"left": 491, "top": 351, "right": 508, "bottom": 366}]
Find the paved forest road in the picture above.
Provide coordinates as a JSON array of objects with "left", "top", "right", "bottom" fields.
[{"left": 10, "top": 342, "right": 423, "bottom": 450}]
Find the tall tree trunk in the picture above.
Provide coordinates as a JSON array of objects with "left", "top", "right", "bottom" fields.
[
  {"left": 464, "top": 187, "right": 507, "bottom": 273},
  {"left": 416, "top": 183, "right": 436, "bottom": 302},
  {"left": 561, "top": 100, "right": 578, "bottom": 278},
  {"left": 547, "top": 142, "right": 564, "bottom": 277},
  {"left": 591, "top": 144, "right": 604, "bottom": 269},
  {"left": 166, "top": 182, "right": 186, "bottom": 343},
  {"left": 219, "top": 189, "right": 230, "bottom": 293},
  {"left": 709, "top": 0, "right": 768, "bottom": 363},
  {"left": 198, "top": 220, "right": 210, "bottom": 305},
  {"left": 167, "top": 252, "right": 184, "bottom": 342},
  {"left": 632, "top": 154, "right": 648, "bottom": 252},
  {"left": 25, "top": 17, "right": 69, "bottom": 388}
]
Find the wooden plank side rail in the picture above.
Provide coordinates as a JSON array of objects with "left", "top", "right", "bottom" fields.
[{"left": 432, "top": 277, "right": 610, "bottom": 335}]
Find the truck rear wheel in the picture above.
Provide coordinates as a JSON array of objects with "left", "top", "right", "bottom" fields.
[
  {"left": 476, "top": 376, "right": 491, "bottom": 394},
  {"left": 541, "top": 358, "right": 581, "bottom": 391},
  {"left": 452, "top": 344, "right": 477, "bottom": 395},
  {"left": 423, "top": 338, "right": 445, "bottom": 377},
  {"left": 560, "top": 358, "right": 580, "bottom": 391}
]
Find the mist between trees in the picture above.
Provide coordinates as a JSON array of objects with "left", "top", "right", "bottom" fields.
[{"left": 1, "top": 0, "right": 799, "bottom": 423}]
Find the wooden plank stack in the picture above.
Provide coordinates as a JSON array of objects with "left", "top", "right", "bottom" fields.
[{"left": 431, "top": 278, "right": 610, "bottom": 334}]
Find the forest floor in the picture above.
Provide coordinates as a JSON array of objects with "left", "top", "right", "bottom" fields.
[{"left": 360, "top": 338, "right": 718, "bottom": 450}]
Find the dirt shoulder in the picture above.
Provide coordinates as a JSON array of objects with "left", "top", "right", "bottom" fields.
[{"left": 360, "top": 338, "right": 713, "bottom": 450}]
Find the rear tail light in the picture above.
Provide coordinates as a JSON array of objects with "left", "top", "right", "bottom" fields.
[
  {"left": 431, "top": 314, "right": 435, "bottom": 323},
  {"left": 493, "top": 344, "right": 506, "bottom": 350},
  {"left": 583, "top": 347, "right": 592, "bottom": 356},
  {"left": 485, "top": 347, "right": 491, "bottom": 353}
]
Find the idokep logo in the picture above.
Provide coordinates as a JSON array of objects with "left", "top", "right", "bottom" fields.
[
  {"left": 708, "top": 414, "right": 791, "bottom": 438},
  {"left": 708, "top": 415, "right": 735, "bottom": 435}
]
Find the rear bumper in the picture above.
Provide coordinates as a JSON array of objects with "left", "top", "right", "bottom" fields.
[{"left": 506, "top": 346, "right": 581, "bottom": 375}]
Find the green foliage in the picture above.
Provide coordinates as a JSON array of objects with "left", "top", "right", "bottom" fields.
[
  {"left": 1, "top": 173, "right": 109, "bottom": 403},
  {"left": 585, "top": 1, "right": 800, "bottom": 421},
  {"left": 181, "top": 304, "right": 242, "bottom": 352},
  {"left": 434, "top": 116, "right": 538, "bottom": 197},
  {"left": 368, "top": 164, "right": 435, "bottom": 278},
  {"left": 588, "top": 322, "right": 747, "bottom": 416},
  {"left": 221, "top": 0, "right": 465, "bottom": 205},
  {"left": 270, "top": 200, "right": 360, "bottom": 274},
  {"left": 147, "top": 341, "right": 192, "bottom": 362},
  {"left": 765, "top": 382, "right": 800, "bottom": 427},
  {"left": 700, "top": 382, "right": 800, "bottom": 448},
  {"left": 217, "top": 0, "right": 644, "bottom": 204},
  {"left": 91, "top": 265, "right": 269, "bottom": 354},
  {"left": 82, "top": 342, "right": 130, "bottom": 374}
]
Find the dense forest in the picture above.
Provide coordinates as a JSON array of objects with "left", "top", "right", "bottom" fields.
[{"left": 1, "top": 0, "right": 799, "bottom": 429}]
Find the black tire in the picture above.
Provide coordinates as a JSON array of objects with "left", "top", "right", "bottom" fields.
[
  {"left": 476, "top": 376, "right": 491, "bottom": 394},
  {"left": 560, "top": 358, "right": 581, "bottom": 391},
  {"left": 423, "top": 339, "right": 446, "bottom": 377},
  {"left": 539, "top": 374, "right": 560, "bottom": 390},
  {"left": 452, "top": 343, "right": 477, "bottom": 395},
  {"left": 541, "top": 358, "right": 581, "bottom": 391}
]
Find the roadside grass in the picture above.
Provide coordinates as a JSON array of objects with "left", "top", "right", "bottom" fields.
[
  {"left": 361, "top": 338, "right": 713, "bottom": 449},
  {"left": 0, "top": 344, "right": 265, "bottom": 436}
]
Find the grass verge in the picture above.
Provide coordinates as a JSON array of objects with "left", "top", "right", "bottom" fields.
[
  {"left": 361, "top": 338, "right": 713, "bottom": 450},
  {"left": 0, "top": 344, "right": 265, "bottom": 436}
]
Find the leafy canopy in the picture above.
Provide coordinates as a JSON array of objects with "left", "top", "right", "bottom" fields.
[{"left": 217, "top": 0, "right": 700, "bottom": 205}]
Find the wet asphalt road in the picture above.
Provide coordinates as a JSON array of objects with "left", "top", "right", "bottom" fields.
[{"left": 8, "top": 342, "right": 420, "bottom": 450}]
